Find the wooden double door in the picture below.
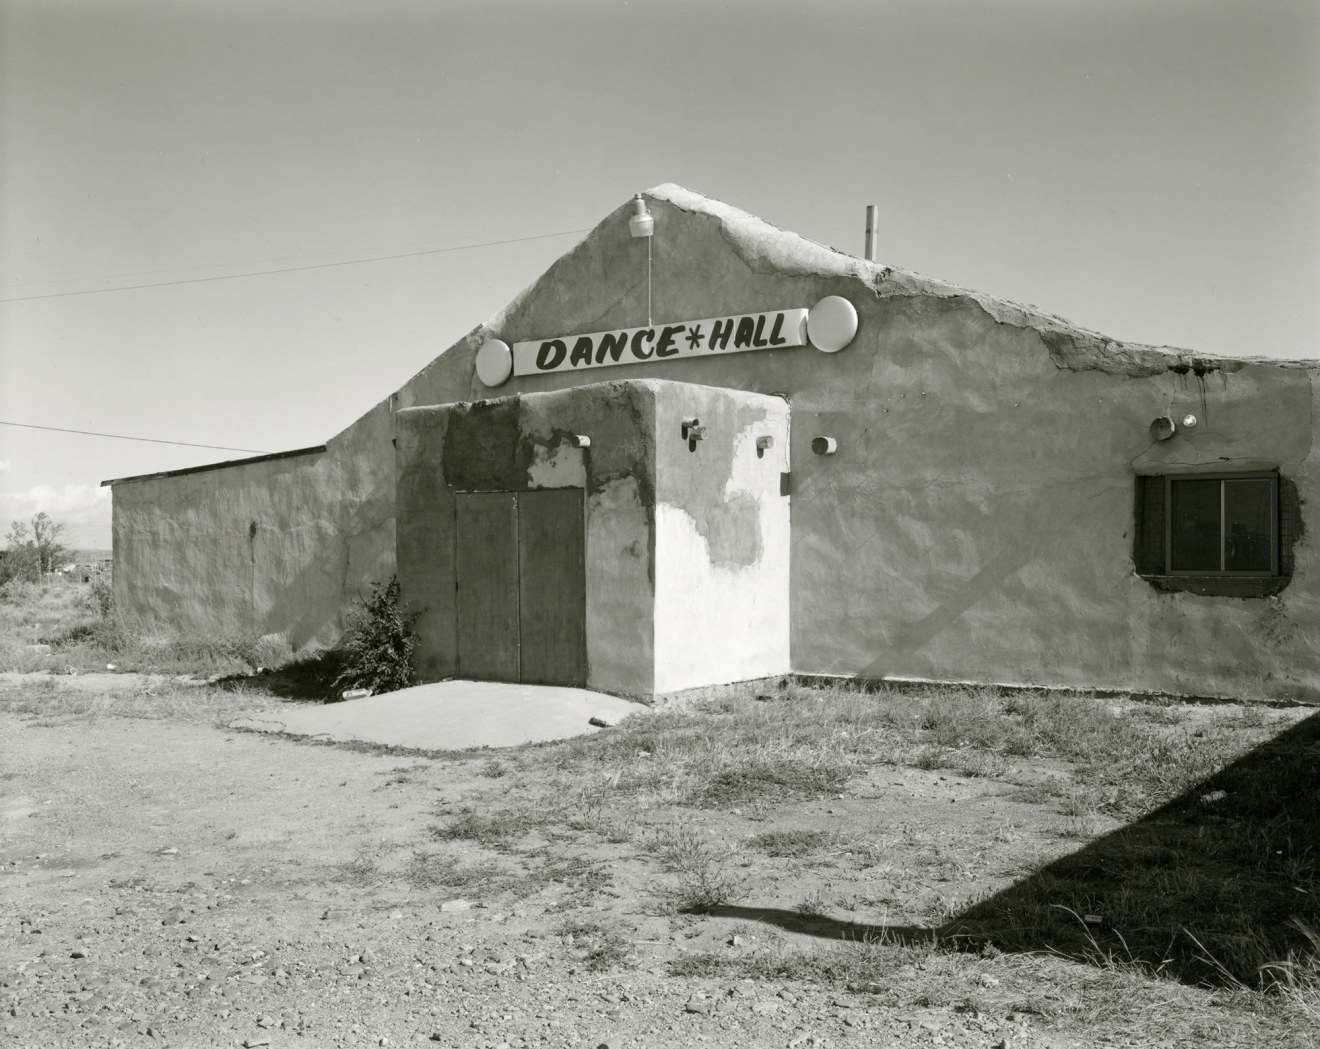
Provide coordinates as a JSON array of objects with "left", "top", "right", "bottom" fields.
[{"left": 455, "top": 489, "right": 586, "bottom": 687}]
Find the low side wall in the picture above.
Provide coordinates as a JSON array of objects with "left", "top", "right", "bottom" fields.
[
  {"left": 112, "top": 451, "right": 340, "bottom": 646},
  {"left": 111, "top": 401, "right": 397, "bottom": 647}
]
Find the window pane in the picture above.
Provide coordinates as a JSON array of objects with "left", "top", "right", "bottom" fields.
[
  {"left": 1170, "top": 479, "right": 1220, "bottom": 572},
  {"left": 1134, "top": 476, "right": 1166, "bottom": 575},
  {"left": 1224, "top": 479, "right": 1273, "bottom": 572}
]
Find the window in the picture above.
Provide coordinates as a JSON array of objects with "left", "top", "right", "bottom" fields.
[{"left": 1134, "top": 471, "right": 1295, "bottom": 596}]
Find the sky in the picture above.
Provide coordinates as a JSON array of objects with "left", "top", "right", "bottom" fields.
[{"left": 2, "top": 0, "right": 1317, "bottom": 550}]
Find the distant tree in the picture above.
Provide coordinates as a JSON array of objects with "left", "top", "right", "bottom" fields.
[{"left": 2, "top": 512, "right": 72, "bottom": 584}]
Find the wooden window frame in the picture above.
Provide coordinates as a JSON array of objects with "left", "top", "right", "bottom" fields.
[{"left": 1162, "top": 471, "right": 1279, "bottom": 578}]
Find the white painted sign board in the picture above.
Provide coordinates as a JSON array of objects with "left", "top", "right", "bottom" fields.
[{"left": 510, "top": 308, "right": 810, "bottom": 378}]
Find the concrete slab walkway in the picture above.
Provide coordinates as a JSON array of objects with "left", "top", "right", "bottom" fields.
[{"left": 230, "top": 679, "right": 645, "bottom": 751}]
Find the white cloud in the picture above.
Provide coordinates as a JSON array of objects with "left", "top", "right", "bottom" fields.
[
  {"left": 0, "top": 484, "right": 112, "bottom": 549},
  {"left": 0, "top": 461, "right": 10, "bottom": 475}
]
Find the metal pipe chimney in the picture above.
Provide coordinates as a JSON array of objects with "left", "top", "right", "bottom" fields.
[{"left": 864, "top": 205, "right": 878, "bottom": 262}]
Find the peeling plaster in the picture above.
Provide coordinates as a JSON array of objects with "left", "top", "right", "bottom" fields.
[{"left": 526, "top": 438, "right": 588, "bottom": 490}]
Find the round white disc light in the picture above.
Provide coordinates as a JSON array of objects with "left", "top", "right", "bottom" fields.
[
  {"left": 807, "top": 296, "right": 858, "bottom": 353},
  {"left": 475, "top": 339, "right": 513, "bottom": 387}
]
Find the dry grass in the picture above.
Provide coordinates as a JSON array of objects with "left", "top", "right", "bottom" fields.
[
  {"left": 541, "top": 683, "right": 1318, "bottom": 997},
  {"left": 554, "top": 917, "right": 636, "bottom": 971},
  {"left": 3, "top": 578, "right": 1317, "bottom": 1044},
  {"left": 0, "top": 577, "right": 297, "bottom": 677},
  {"left": 642, "top": 826, "right": 749, "bottom": 911},
  {"left": 405, "top": 850, "right": 509, "bottom": 894},
  {"left": 747, "top": 829, "right": 837, "bottom": 858},
  {"left": 428, "top": 805, "right": 542, "bottom": 843},
  {"left": 0, "top": 674, "right": 279, "bottom": 724}
]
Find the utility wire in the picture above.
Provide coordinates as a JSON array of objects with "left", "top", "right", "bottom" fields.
[
  {"left": 8, "top": 229, "right": 578, "bottom": 289},
  {"left": 0, "top": 227, "right": 592, "bottom": 304},
  {"left": 0, "top": 420, "right": 269, "bottom": 454}
]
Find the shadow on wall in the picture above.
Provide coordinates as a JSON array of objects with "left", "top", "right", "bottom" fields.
[
  {"left": 861, "top": 541, "right": 1036, "bottom": 678},
  {"left": 842, "top": 488, "right": 1068, "bottom": 682},
  {"left": 693, "top": 710, "right": 1320, "bottom": 990}
]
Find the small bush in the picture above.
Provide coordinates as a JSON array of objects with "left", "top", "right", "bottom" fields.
[
  {"left": 332, "top": 577, "right": 418, "bottom": 699},
  {"left": 642, "top": 826, "right": 710, "bottom": 871},
  {"left": 666, "top": 854, "right": 748, "bottom": 912},
  {"left": 648, "top": 829, "right": 748, "bottom": 912},
  {"left": 87, "top": 570, "right": 114, "bottom": 618},
  {"left": 0, "top": 578, "right": 42, "bottom": 606}
]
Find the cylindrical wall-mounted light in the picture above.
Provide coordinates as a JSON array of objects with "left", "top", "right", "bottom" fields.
[
  {"left": 812, "top": 437, "right": 838, "bottom": 456},
  {"left": 1150, "top": 417, "right": 1176, "bottom": 441},
  {"left": 569, "top": 434, "right": 591, "bottom": 448}
]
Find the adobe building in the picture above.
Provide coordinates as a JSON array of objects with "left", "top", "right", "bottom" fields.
[{"left": 105, "top": 185, "right": 1320, "bottom": 703}]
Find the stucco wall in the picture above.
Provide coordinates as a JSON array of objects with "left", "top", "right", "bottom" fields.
[
  {"left": 415, "top": 187, "right": 1319, "bottom": 702},
  {"left": 396, "top": 379, "right": 792, "bottom": 697},
  {"left": 111, "top": 400, "right": 396, "bottom": 647},
  {"left": 114, "top": 184, "right": 1320, "bottom": 701},
  {"left": 395, "top": 381, "right": 658, "bottom": 696},
  {"left": 112, "top": 448, "right": 371, "bottom": 648},
  {"left": 652, "top": 383, "right": 791, "bottom": 693}
]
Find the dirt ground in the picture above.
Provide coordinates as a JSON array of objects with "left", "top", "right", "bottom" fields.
[{"left": 0, "top": 681, "right": 1309, "bottom": 1049}]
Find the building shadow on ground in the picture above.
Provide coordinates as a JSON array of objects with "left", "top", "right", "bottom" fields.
[
  {"left": 695, "top": 708, "right": 1320, "bottom": 989},
  {"left": 214, "top": 650, "right": 346, "bottom": 703},
  {"left": 695, "top": 905, "right": 935, "bottom": 948}
]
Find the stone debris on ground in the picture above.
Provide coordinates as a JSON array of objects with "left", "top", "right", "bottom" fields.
[
  {"left": 0, "top": 881, "right": 1088, "bottom": 1049},
  {"left": 4, "top": 702, "right": 1290, "bottom": 1049}
]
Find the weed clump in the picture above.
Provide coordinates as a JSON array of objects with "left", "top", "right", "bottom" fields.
[
  {"left": 645, "top": 826, "right": 748, "bottom": 911},
  {"left": 87, "top": 569, "right": 114, "bottom": 618},
  {"left": 555, "top": 918, "right": 636, "bottom": 971},
  {"left": 749, "top": 829, "right": 835, "bottom": 858},
  {"left": 429, "top": 806, "right": 538, "bottom": 843},
  {"left": 332, "top": 577, "right": 417, "bottom": 699}
]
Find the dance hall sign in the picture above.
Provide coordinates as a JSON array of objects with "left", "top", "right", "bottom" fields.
[
  {"left": 473, "top": 298, "right": 857, "bottom": 388},
  {"left": 513, "top": 308, "right": 808, "bottom": 377}
]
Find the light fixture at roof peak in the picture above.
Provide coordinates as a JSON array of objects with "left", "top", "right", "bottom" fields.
[{"left": 628, "top": 194, "right": 654, "bottom": 238}]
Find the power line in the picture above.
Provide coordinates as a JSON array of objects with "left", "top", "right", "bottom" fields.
[
  {"left": 0, "top": 227, "right": 592, "bottom": 304},
  {"left": 8, "top": 229, "right": 579, "bottom": 290},
  {"left": 0, "top": 420, "right": 270, "bottom": 454}
]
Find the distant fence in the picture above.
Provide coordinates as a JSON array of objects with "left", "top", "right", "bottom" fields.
[{"left": 56, "top": 561, "right": 113, "bottom": 584}]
